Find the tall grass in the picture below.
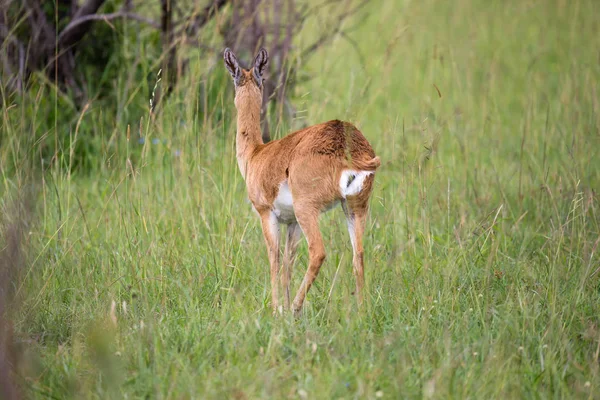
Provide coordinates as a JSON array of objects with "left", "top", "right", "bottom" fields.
[{"left": 1, "top": 0, "right": 599, "bottom": 398}]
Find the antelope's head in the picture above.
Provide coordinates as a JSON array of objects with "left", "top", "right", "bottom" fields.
[{"left": 223, "top": 47, "right": 269, "bottom": 112}]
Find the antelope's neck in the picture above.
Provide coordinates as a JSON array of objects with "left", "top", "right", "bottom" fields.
[{"left": 235, "top": 102, "right": 263, "bottom": 177}]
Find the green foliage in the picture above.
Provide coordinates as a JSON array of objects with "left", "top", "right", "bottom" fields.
[{"left": 2, "top": 0, "right": 600, "bottom": 398}]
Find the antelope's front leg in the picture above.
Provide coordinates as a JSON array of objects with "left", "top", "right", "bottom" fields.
[{"left": 259, "top": 211, "right": 281, "bottom": 313}]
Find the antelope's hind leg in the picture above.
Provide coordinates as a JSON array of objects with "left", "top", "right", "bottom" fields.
[
  {"left": 342, "top": 174, "right": 375, "bottom": 306},
  {"left": 291, "top": 207, "right": 326, "bottom": 316},
  {"left": 259, "top": 211, "right": 281, "bottom": 313},
  {"left": 282, "top": 222, "right": 302, "bottom": 310}
]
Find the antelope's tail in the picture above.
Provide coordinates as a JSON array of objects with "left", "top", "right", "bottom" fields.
[{"left": 353, "top": 156, "right": 381, "bottom": 171}]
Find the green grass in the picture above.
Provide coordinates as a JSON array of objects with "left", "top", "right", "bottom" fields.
[{"left": 2, "top": 0, "right": 600, "bottom": 398}]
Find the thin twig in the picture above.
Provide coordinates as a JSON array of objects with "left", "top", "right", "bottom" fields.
[
  {"left": 298, "top": 0, "right": 343, "bottom": 26},
  {"left": 178, "top": 0, "right": 229, "bottom": 37},
  {"left": 340, "top": 31, "right": 366, "bottom": 70}
]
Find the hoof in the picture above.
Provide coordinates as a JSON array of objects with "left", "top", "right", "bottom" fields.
[{"left": 292, "top": 306, "right": 303, "bottom": 319}]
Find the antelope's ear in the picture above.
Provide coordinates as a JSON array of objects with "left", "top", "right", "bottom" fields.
[
  {"left": 224, "top": 48, "right": 241, "bottom": 83},
  {"left": 253, "top": 48, "right": 268, "bottom": 83}
]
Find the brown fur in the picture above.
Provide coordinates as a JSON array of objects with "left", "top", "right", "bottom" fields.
[{"left": 224, "top": 48, "right": 380, "bottom": 314}]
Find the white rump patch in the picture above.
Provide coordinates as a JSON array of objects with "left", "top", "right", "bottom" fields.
[
  {"left": 340, "top": 170, "right": 373, "bottom": 198},
  {"left": 273, "top": 180, "right": 296, "bottom": 223}
]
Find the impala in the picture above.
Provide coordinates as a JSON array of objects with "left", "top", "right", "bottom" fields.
[{"left": 224, "top": 47, "right": 380, "bottom": 315}]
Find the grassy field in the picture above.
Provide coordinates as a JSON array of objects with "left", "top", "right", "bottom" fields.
[{"left": 1, "top": 0, "right": 600, "bottom": 398}]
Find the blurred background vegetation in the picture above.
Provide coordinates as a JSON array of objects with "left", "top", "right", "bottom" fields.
[{"left": 1, "top": 0, "right": 599, "bottom": 398}]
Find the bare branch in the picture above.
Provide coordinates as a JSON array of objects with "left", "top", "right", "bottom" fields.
[
  {"left": 0, "top": 4, "right": 27, "bottom": 93},
  {"left": 58, "top": 11, "right": 160, "bottom": 41},
  {"left": 58, "top": 0, "right": 106, "bottom": 49},
  {"left": 24, "top": 0, "right": 56, "bottom": 60},
  {"left": 161, "top": 0, "right": 175, "bottom": 62},
  {"left": 153, "top": 0, "right": 176, "bottom": 109}
]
